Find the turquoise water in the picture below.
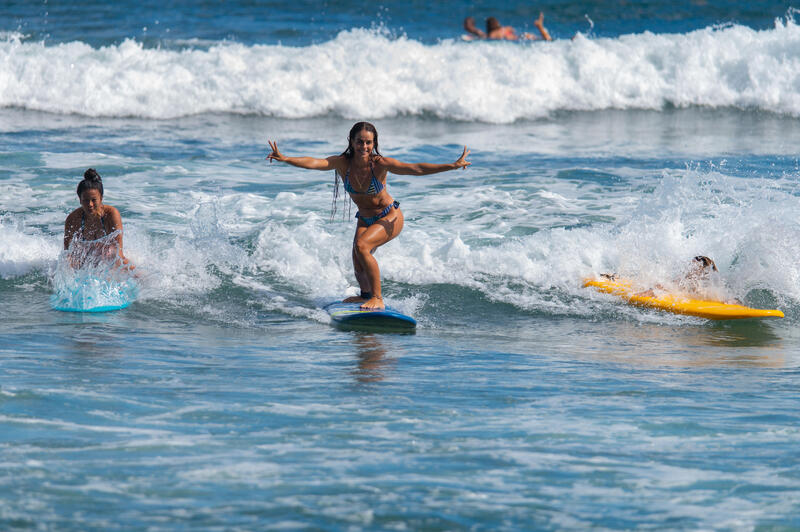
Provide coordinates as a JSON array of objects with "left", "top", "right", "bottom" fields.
[
  {"left": 3, "top": 1, "right": 800, "bottom": 529},
  {"left": 4, "top": 290, "right": 799, "bottom": 529}
]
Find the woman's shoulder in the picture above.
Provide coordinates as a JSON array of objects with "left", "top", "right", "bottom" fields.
[
  {"left": 328, "top": 154, "right": 348, "bottom": 172},
  {"left": 372, "top": 154, "right": 397, "bottom": 166},
  {"left": 65, "top": 208, "right": 83, "bottom": 222},
  {"left": 102, "top": 205, "right": 122, "bottom": 220}
]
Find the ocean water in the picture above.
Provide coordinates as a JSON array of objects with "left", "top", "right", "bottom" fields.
[{"left": 2, "top": 1, "right": 800, "bottom": 529}]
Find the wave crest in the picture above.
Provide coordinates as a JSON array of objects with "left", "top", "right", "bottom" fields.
[{"left": 3, "top": 19, "right": 800, "bottom": 122}]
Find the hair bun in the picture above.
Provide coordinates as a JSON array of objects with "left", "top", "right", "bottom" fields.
[{"left": 83, "top": 168, "right": 102, "bottom": 182}]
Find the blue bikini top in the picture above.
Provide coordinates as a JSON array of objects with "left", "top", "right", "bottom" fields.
[
  {"left": 80, "top": 211, "right": 108, "bottom": 241},
  {"left": 342, "top": 163, "right": 385, "bottom": 195}
]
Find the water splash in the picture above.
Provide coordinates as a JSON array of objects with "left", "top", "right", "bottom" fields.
[{"left": 49, "top": 232, "right": 138, "bottom": 312}]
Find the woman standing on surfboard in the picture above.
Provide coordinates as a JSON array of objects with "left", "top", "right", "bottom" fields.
[
  {"left": 267, "top": 122, "right": 470, "bottom": 310},
  {"left": 63, "top": 168, "right": 133, "bottom": 271}
]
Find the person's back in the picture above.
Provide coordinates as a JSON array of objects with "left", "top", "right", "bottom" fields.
[{"left": 486, "top": 17, "right": 517, "bottom": 40}]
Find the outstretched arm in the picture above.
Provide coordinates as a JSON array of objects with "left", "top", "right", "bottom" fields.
[
  {"left": 107, "top": 208, "right": 126, "bottom": 261},
  {"left": 378, "top": 147, "right": 471, "bottom": 176},
  {"left": 534, "top": 12, "right": 552, "bottom": 41},
  {"left": 464, "top": 17, "right": 486, "bottom": 38},
  {"left": 105, "top": 207, "right": 134, "bottom": 271},
  {"left": 267, "top": 140, "right": 338, "bottom": 171}
]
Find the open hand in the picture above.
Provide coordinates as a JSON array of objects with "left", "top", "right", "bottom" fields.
[{"left": 454, "top": 146, "right": 471, "bottom": 169}]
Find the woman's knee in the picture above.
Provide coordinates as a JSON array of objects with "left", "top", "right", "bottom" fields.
[{"left": 354, "top": 237, "right": 374, "bottom": 256}]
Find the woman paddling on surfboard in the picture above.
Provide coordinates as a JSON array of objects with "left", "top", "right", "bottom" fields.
[
  {"left": 586, "top": 254, "right": 780, "bottom": 319},
  {"left": 605, "top": 255, "right": 727, "bottom": 300},
  {"left": 63, "top": 168, "right": 133, "bottom": 272},
  {"left": 463, "top": 12, "right": 552, "bottom": 41},
  {"left": 267, "top": 122, "right": 470, "bottom": 310}
]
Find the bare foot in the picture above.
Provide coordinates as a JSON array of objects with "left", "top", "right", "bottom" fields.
[
  {"left": 360, "top": 296, "right": 385, "bottom": 310},
  {"left": 343, "top": 295, "right": 367, "bottom": 303}
]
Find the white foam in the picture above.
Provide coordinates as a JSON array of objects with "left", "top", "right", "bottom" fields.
[
  {"left": 128, "top": 198, "right": 251, "bottom": 301},
  {"left": 160, "top": 163, "right": 782, "bottom": 323},
  {"left": 4, "top": 18, "right": 800, "bottom": 122},
  {"left": 178, "top": 461, "right": 281, "bottom": 481},
  {"left": 41, "top": 151, "right": 135, "bottom": 169},
  {"left": 0, "top": 414, "right": 172, "bottom": 436},
  {"left": 0, "top": 31, "right": 26, "bottom": 43},
  {"left": 0, "top": 220, "right": 59, "bottom": 279},
  {"left": 9, "top": 153, "right": 796, "bottom": 322}
]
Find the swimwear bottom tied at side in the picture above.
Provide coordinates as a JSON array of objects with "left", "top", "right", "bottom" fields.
[{"left": 356, "top": 201, "right": 400, "bottom": 226}]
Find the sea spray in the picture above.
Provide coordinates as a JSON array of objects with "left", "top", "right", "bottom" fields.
[
  {"left": 0, "top": 219, "right": 59, "bottom": 279},
  {"left": 49, "top": 232, "right": 138, "bottom": 311}
]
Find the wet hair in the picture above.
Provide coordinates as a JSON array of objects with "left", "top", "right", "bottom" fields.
[
  {"left": 693, "top": 255, "right": 718, "bottom": 271},
  {"left": 486, "top": 17, "right": 501, "bottom": 33},
  {"left": 76, "top": 168, "right": 103, "bottom": 198},
  {"left": 333, "top": 122, "right": 383, "bottom": 221},
  {"left": 340, "top": 121, "right": 381, "bottom": 159}
]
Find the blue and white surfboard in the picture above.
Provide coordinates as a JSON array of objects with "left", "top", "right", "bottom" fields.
[{"left": 323, "top": 301, "right": 417, "bottom": 331}]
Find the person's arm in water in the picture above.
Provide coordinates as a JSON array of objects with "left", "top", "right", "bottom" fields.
[
  {"left": 266, "top": 140, "right": 340, "bottom": 171},
  {"left": 463, "top": 17, "right": 486, "bottom": 38},
  {"left": 64, "top": 210, "right": 81, "bottom": 250},
  {"left": 534, "top": 12, "right": 552, "bottom": 41},
  {"left": 63, "top": 210, "right": 83, "bottom": 269},
  {"left": 104, "top": 206, "right": 134, "bottom": 271},
  {"left": 375, "top": 147, "right": 471, "bottom": 176}
]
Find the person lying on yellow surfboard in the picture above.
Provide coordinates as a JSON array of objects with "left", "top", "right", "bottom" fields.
[
  {"left": 587, "top": 256, "right": 783, "bottom": 320},
  {"left": 603, "top": 256, "right": 734, "bottom": 302}
]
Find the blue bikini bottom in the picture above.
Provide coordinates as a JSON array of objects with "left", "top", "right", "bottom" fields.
[{"left": 356, "top": 201, "right": 400, "bottom": 226}]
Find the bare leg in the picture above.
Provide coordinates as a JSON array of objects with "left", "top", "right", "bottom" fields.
[
  {"left": 343, "top": 245, "right": 372, "bottom": 303},
  {"left": 350, "top": 207, "right": 404, "bottom": 310},
  {"left": 534, "top": 12, "right": 552, "bottom": 41}
]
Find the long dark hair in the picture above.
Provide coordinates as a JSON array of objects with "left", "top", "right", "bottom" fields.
[
  {"left": 339, "top": 121, "right": 382, "bottom": 159},
  {"left": 693, "top": 255, "right": 718, "bottom": 272},
  {"left": 77, "top": 168, "right": 103, "bottom": 198},
  {"left": 332, "top": 122, "right": 382, "bottom": 221}
]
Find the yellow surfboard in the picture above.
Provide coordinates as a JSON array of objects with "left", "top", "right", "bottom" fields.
[{"left": 583, "top": 277, "right": 784, "bottom": 320}]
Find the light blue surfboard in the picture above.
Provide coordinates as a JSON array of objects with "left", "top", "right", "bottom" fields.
[
  {"left": 324, "top": 301, "right": 417, "bottom": 331},
  {"left": 51, "top": 276, "right": 138, "bottom": 313}
]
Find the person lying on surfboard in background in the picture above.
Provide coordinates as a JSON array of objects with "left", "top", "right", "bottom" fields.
[
  {"left": 267, "top": 122, "right": 470, "bottom": 310},
  {"left": 63, "top": 168, "right": 133, "bottom": 272},
  {"left": 604, "top": 256, "right": 729, "bottom": 300},
  {"left": 463, "top": 13, "right": 552, "bottom": 41}
]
